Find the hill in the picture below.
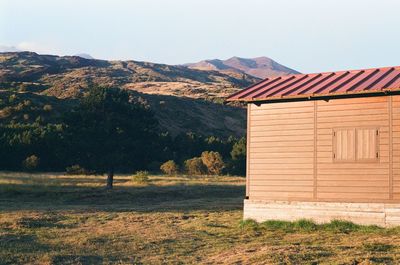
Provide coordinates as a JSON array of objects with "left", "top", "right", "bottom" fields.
[
  {"left": 74, "top": 53, "right": 95, "bottom": 59},
  {"left": 0, "top": 52, "right": 259, "bottom": 100},
  {"left": 0, "top": 52, "right": 253, "bottom": 137},
  {"left": 185, "top": 56, "right": 300, "bottom": 79}
]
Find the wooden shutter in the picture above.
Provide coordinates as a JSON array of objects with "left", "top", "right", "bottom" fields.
[
  {"left": 333, "top": 128, "right": 356, "bottom": 161},
  {"left": 356, "top": 128, "right": 379, "bottom": 161}
]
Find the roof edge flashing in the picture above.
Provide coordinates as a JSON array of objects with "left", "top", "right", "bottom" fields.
[{"left": 242, "top": 89, "right": 400, "bottom": 105}]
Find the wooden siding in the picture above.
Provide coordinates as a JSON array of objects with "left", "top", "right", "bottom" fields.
[
  {"left": 247, "top": 95, "right": 400, "bottom": 203},
  {"left": 393, "top": 95, "right": 400, "bottom": 200},
  {"left": 248, "top": 101, "right": 315, "bottom": 201}
]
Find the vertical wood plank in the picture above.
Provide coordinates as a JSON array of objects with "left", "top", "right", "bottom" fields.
[
  {"left": 246, "top": 103, "right": 251, "bottom": 198},
  {"left": 313, "top": 100, "right": 317, "bottom": 199}
]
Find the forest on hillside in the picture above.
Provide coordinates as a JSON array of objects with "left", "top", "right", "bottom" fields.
[{"left": 0, "top": 86, "right": 246, "bottom": 179}]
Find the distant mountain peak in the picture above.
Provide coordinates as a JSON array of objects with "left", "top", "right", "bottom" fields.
[
  {"left": 185, "top": 56, "right": 299, "bottom": 79},
  {"left": 74, "top": 53, "right": 94, "bottom": 59}
]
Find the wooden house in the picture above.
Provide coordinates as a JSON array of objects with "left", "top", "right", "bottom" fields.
[{"left": 227, "top": 66, "right": 400, "bottom": 226}]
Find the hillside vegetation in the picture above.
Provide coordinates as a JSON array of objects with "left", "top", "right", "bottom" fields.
[
  {"left": 0, "top": 52, "right": 255, "bottom": 137},
  {"left": 0, "top": 87, "right": 247, "bottom": 175}
]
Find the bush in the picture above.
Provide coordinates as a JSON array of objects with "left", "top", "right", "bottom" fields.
[
  {"left": 22, "top": 155, "right": 40, "bottom": 171},
  {"left": 65, "top": 164, "right": 92, "bottom": 175},
  {"left": 43, "top": 104, "right": 53, "bottom": 112},
  {"left": 184, "top": 157, "right": 206, "bottom": 175},
  {"left": 132, "top": 170, "right": 150, "bottom": 183},
  {"left": 160, "top": 160, "right": 179, "bottom": 175},
  {"left": 201, "top": 151, "right": 225, "bottom": 175}
]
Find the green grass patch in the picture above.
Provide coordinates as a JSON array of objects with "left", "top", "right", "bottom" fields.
[{"left": 240, "top": 218, "right": 390, "bottom": 234}]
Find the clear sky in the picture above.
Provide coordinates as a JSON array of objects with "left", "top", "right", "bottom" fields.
[{"left": 1, "top": 0, "right": 400, "bottom": 73}]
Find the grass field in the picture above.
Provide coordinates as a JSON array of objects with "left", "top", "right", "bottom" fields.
[{"left": 1, "top": 172, "right": 400, "bottom": 264}]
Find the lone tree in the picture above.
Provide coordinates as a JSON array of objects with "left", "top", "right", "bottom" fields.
[
  {"left": 201, "top": 151, "right": 225, "bottom": 175},
  {"left": 65, "top": 86, "right": 158, "bottom": 189},
  {"left": 160, "top": 160, "right": 179, "bottom": 175},
  {"left": 22, "top": 155, "right": 40, "bottom": 171}
]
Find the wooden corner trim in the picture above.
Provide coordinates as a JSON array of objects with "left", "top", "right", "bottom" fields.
[{"left": 389, "top": 96, "right": 393, "bottom": 200}]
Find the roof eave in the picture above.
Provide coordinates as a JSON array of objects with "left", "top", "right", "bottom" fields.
[{"left": 226, "top": 88, "right": 400, "bottom": 104}]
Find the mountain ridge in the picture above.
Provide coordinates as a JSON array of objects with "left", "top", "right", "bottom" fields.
[
  {"left": 185, "top": 56, "right": 300, "bottom": 79},
  {"left": 0, "top": 51, "right": 260, "bottom": 99}
]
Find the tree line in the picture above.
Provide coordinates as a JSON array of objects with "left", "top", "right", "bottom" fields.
[{"left": 0, "top": 87, "right": 246, "bottom": 188}]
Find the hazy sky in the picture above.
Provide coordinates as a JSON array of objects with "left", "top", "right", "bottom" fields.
[{"left": 1, "top": 0, "right": 399, "bottom": 73}]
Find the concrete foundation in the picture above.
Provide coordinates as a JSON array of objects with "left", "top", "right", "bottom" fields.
[{"left": 244, "top": 199, "right": 400, "bottom": 227}]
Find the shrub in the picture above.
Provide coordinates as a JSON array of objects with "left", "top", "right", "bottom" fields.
[
  {"left": 23, "top": 100, "right": 32, "bottom": 107},
  {"left": 65, "top": 164, "right": 92, "bottom": 175},
  {"left": 160, "top": 160, "right": 179, "bottom": 175},
  {"left": 22, "top": 155, "right": 40, "bottom": 171},
  {"left": 184, "top": 157, "right": 206, "bottom": 175},
  {"left": 132, "top": 170, "right": 150, "bottom": 183},
  {"left": 43, "top": 104, "right": 53, "bottom": 112},
  {"left": 2, "top": 106, "right": 13, "bottom": 117},
  {"left": 8, "top": 94, "right": 17, "bottom": 103},
  {"left": 201, "top": 151, "right": 225, "bottom": 175}
]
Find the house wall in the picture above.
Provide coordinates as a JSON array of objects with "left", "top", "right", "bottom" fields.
[
  {"left": 248, "top": 100, "right": 315, "bottom": 201},
  {"left": 394, "top": 96, "right": 400, "bottom": 200},
  {"left": 247, "top": 95, "right": 400, "bottom": 203}
]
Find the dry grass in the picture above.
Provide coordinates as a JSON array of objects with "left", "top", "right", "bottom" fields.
[
  {"left": 124, "top": 81, "right": 239, "bottom": 100},
  {"left": 1, "top": 172, "right": 400, "bottom": 264}
]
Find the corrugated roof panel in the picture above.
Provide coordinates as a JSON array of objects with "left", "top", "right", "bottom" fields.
[
  {"left": 246, "top": 76, "right": 295, "bottom": 99},
  {"left": 276, "top": 74, "right": 321, "bottom": 97},
  {"left": 351, "top": 69, "right": 389, "bottom": 92},
  {"left": 226, "top": 66, "right": 400, "bottom": 102},
  {"left": 296, "top": 73, "right": 335, "bottom": 95},
  {"left": 233, "top": 77, "right": 277, "bottom": 100},
  {"left": 305, "top": 71, "right": 350, "bottom": 95},
  {"left": 326, "top": 71, "right": 364, "bottom": 93},
  {"left": 330, "top": 70, "right": 371, "bottom": 93},
  {"left": 371, "top": 68, "right": 398, "bottom": 90},
  {"left": 386, "top": 74, "right": 400, "bottom": 89},
  {"left": 259, "top": 75, "right": 309, "bottom": 98}
]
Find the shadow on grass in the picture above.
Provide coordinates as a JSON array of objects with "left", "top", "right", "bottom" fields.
[
  {"left": 0, "top": 233, "right": 50, "bottom": 262},
  {"left": 0, "top": 174, "right": 129, "bottom": 185},
  {"left": 0, "top": 182, "right": 245, "bottom": 213},
  {"left": 51, "top": 255, "right": 104, "bottom": 265}
]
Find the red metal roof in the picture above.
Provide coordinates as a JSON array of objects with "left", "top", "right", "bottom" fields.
[{"left": 226, "top": 66, "right": 400, "bottom": 102}]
